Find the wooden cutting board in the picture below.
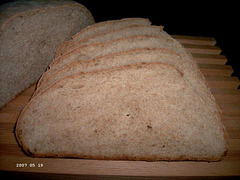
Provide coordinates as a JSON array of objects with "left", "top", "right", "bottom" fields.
[{"left": 1, "top": 35, "right": 240, "bottom": 179}]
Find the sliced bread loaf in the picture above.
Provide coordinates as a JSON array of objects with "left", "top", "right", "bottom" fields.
[
  {"left": 35, "top": 48, "right": 182, "bottom": 95},
  {"left": 0, "top": 0, "right": 94, "bottom": 109},
  {"left": 35, "top": 48, "right": 222, "bottom": 129},
  {"left": 60, "top": 25, "right": 164, "bottom": 56},
  {"left": 43, "top": 35, "right": 197, "bottom": 81},
  {"left": 16, "top": 62, "right": 227, "bottom": 161},
  {"left": 35, "top": 48, "right": 197, "bottom": 96},
  {"left": 56, "top": 18, "right": 151, "bottom": 57}
]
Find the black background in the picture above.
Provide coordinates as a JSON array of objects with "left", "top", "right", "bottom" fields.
[
  {"left": 77, "top": 0, "right": 240, "bottom": 80},
  {"left": 1, "top": 0, "right": 239, "bottom": 80}
]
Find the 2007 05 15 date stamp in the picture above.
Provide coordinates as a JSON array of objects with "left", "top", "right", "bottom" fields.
[{"left": 16, "top": 163, "right": 43, "bottom": 168}]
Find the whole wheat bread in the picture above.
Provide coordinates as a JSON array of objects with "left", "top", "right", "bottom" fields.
[
  {"left": 0, "top": 0, "right": 94, "bottom": 109},
  {"left": 16, "top": 63, "right": 227, "bottom": 161},
  {"left": 60, "top": 25, "right": 164, "bottom": 56},
  {"left": 42, "top": 35, "right": 197, "bottom": 83},
  {"left": 35, "top": 48, "right": 202, "bottom": 97},
  {"left": 56, "top": 18, "right": 151, "bottom": 57},
  {"left": 36, "top": 47, "right": 222, "bottom": 130},
  {"left": 39, "top": 35, "right": 212, "bottom": 111}
]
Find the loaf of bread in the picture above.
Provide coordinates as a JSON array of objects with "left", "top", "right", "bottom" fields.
[
  {"left": 35, "top": 48, "right": 183, "bottom": 95},
  {"left": 15, "top": 18, "right": 227, "bottom": 161},
  {"left": 16, "top": 63, "right": 227, "bottom": 161},
  {"left": 0, "top": 0, "right": 94, "bottom": 109},
  {"left": 39, "top": 35, "right": 187, "bottom": 83},
  {"left": 39, "top": 34, "right": 220, "bottom": 120}
]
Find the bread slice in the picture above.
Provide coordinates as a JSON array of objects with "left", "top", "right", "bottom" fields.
[
  {"left": 39, "top": 34, "right": 221, "bottom": 121},
  {"left": 59, "top": 25, "right": 164, "bottom": 56},
  {"left": 35, "top": 48, "right": 199, "bottom": 96},
  {"left": 56, "top": 18, "right": 151, "bottom": 57},
  {"left": 42, "top": 35, "right": 197, "bottom": 84},
  {"left": 39, "top": 35, "right": 218, "bottom": 117},
  {"left": 0, "top": 0, "right": 94, "bottom": 109},
  {"left": 36, "top": 48, "right": 222, "bottom": 130},
  {"left": 16, "top": 62, "right": 227, "bottom": 161}
]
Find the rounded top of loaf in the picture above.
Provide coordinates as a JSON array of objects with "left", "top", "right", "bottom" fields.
[{"left": 0, "top": 0, "right": 94, "bottom": 29}]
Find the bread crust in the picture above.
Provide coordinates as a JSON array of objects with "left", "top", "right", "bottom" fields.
[
  {"left": 0, "top": 2, "right": 94, "bottom": 31},
  {"left": 39, "top": 35, "right": 175, "bottom": 85},
  {"left": 36, "top": 48, "right": 182, "bottom": 94},
  {"left": 55, "top": 18, "right": 151, "bottom": 58},
  {"left": 62, "top": 25, "right": 164, "bottom": 55},
  {"left": 0, "top": 0, "right": 94, "bottom": 109}
]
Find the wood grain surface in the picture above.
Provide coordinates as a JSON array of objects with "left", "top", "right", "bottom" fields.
[{"left": 0, "top": 35, "right": 239, "bottom": 179}]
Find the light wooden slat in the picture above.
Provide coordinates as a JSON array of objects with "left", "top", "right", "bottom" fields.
[
  {"left": 219, "top": 104, "right": 240, "bottom": 116},
  {"left": 0, "top": 144, "right": 25, "bottom": 157},
  {"left": 172, "top": 35, "right": 216, "bottom": 46},
  {"left": 224, "top": 119, "right": 240, "bottom": 139},
  {"left": 0, "top": 133, "right": 16, "bottom": 144},
  {"left": 0, "top": 113, "right": 20, "bottom": 123},
  {"left": 214, "top": 95, "right": 240, "bottom": 104},
  {"left": 223, "top": 116, "right": 240, "bottom": 139},
  {"left": 9, "top": 95, "right": 32, "bottom": 105},
  {"left": 193, "top": 54, "right": 227, "bottom": 65},
  {"left": 207, "top": 81, "right": 239, "bottom": 89},
  {"left": 228, "top": 139, "right": 240, "bottom": 152},
  {"left": 205, "top": 76, "right": 240, "bottom": 89},
  {"left": 0, "top": 122, "right": 15, "bottom": 133},
  {"left": 223, "top": 152, "right": 240, "bottom": 160},
  {"left": 223, "top": 116, "right": 240, "bottom": 121},
  {"left": 199, "top": 64, "right": 233, "bottom": 76},
  {"left": 20, "top": 84, "right": 36, "bottom": 96},
  {"left": 184, "top": 44, "right": 222, "bottom": 55},
  {"left": 0, "top": 155, "right": 239, "bottom": 176},
  {"left": 0, "top": 105, "right": 25, "bottom": 113},
  {"left": 199, "top": 64, "right": 232, "bottom": 70},
  {"left": 206, "top": 76, "right": 239, "bottom": 82},
  {"left": 210, "top": 88, "right": 240, "bottom": 96},
  {"left": 200, "top": 69, "right": 232, "bottom": 76}
]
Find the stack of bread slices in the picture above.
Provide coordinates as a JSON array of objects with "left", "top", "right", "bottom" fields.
[{"left": 16, "top": 18, "right": 228, "bottom": 161}]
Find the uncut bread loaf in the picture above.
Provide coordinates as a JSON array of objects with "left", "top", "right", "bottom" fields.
[
  {"left": 56, "top": 18, "right": 151, "bottom": 57},
  {"left": 16, "top": 63, "right": 227, "bottom": 161},
  {"left": 0, "top": 0, "right": 94, "bottom": 109},
  {"left": 59, "top": 25, "right": 164, "bottom": 56}
]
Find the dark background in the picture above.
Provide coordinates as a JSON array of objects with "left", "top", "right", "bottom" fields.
[
  {"left": 1, "top": 0, "right": 239, "bottom": 80},
  {"left": 78, "top": 0, "right": 239, "bottom": 80}
]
